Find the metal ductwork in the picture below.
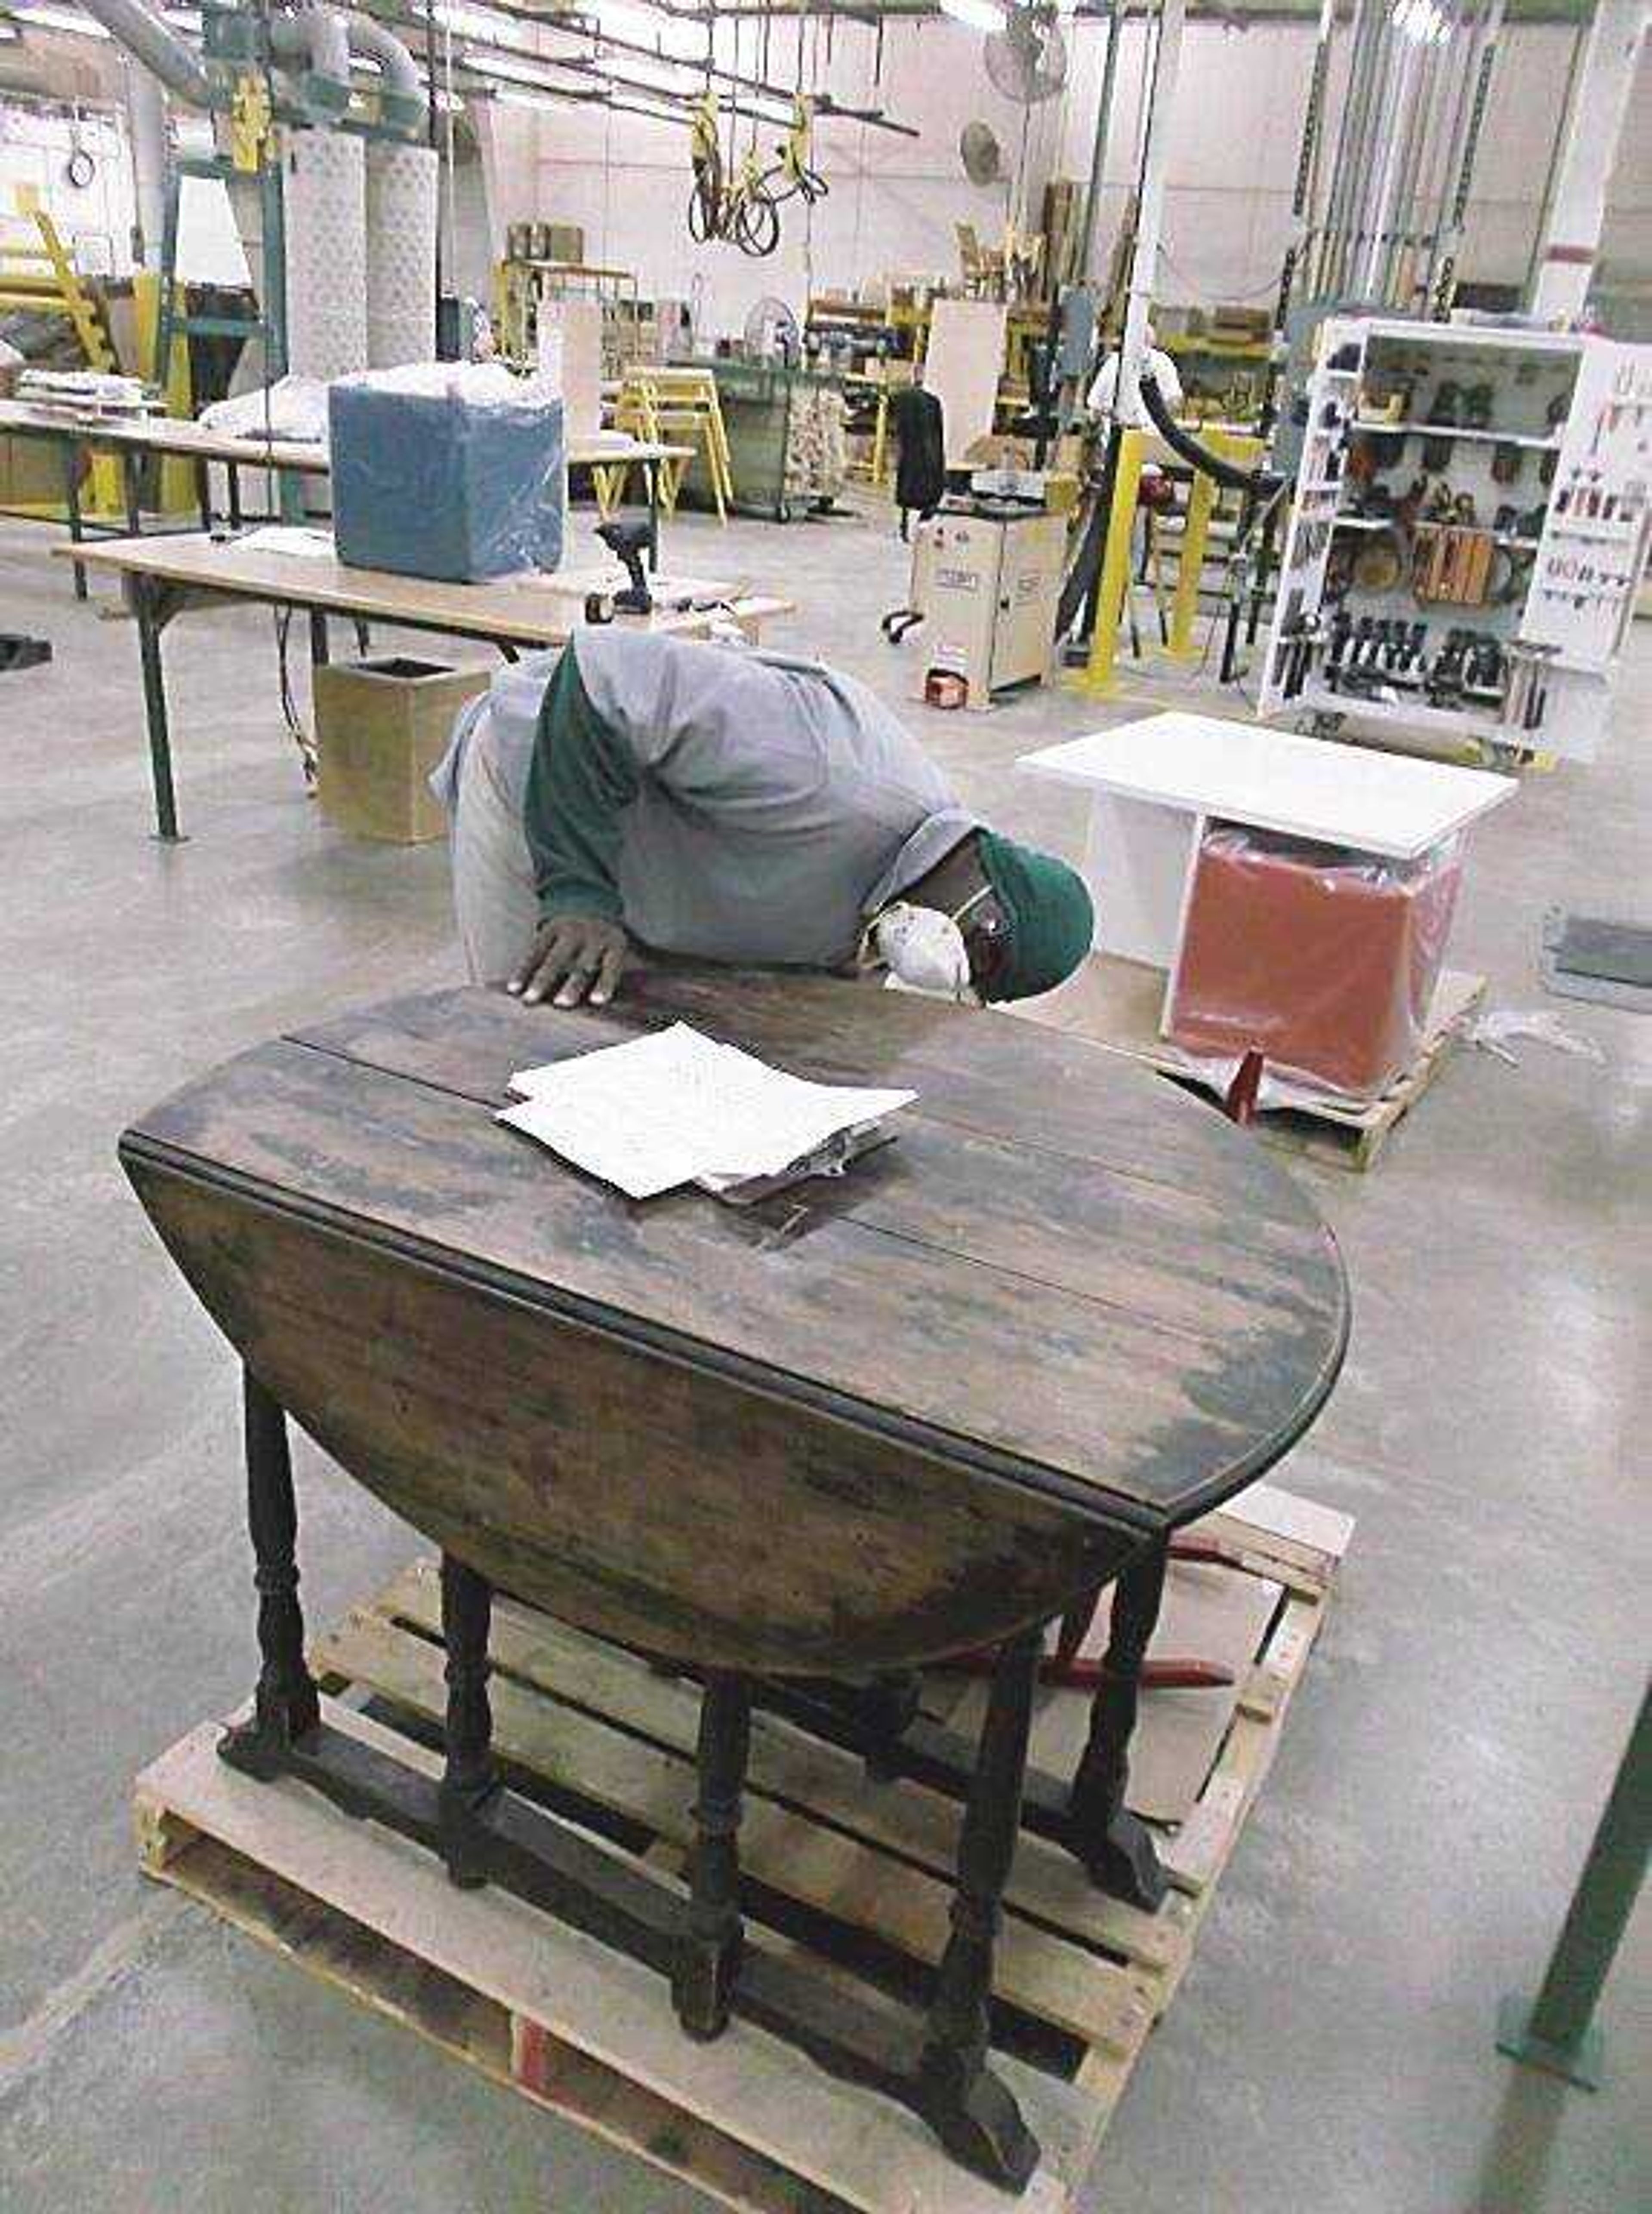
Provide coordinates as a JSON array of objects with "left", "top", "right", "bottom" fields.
[
  {"left": 268, "top": 3, "right": 354, "bottom": 123},
  {"left": 122, "top": 50, "right": 170, "bottom": 267},
  {"left": 345, "top": 10, "right": 427, "bottom": 132},
  {"left": 83, "top": 0, "right": 425, "bottom": 138},
  {"left": 77, "top": 0, "right": 213, "bottom": 107},
  {"left": 268, "top": 4, "right": 431, "bottom": 134}
]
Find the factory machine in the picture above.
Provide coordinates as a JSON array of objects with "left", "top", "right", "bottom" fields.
[
  {"left": 78, "top": 0, "right": 437, "bottom": 387},
  {"left": 885, "top": 475, "right": 1069, "bottom": 710}
]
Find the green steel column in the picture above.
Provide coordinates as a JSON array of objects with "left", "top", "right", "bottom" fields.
[{"left": 1496, "top": 1679, "right": 1651, "bottom": 2090}]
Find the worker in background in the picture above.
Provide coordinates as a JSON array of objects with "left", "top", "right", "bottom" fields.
[
  {"left": 1085, "top": 322, "right": 1184, "bottom": 428},
  {"left": 432, "top": 628, "right": 1093, "bottom": 1011}
]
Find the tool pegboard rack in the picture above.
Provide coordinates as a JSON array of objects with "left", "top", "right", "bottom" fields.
[{"left": 1261, "top": 317, "right": 1651, "bottom": 763}]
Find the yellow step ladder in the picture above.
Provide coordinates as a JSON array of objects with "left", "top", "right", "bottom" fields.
[{"left": 613, "top": 367, "right": 734, "bottom": 523}]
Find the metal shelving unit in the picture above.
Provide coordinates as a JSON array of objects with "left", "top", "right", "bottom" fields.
[{"left": 1262, "top": 316, "right": 1652, "bottom": 764}]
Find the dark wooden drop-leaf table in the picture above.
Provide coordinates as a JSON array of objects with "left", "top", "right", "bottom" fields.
[{"left": 120, "top": 973, "right": 1349, "bottom": 2192}]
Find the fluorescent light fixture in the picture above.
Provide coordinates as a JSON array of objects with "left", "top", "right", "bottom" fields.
[
  {"left": 437, "top": 3, "right": 525, "bottom": 42},
  {"left": 595, "top": 0, "right": 668, "bottom": 37},
  {"left": 731, "top": 93, "right": 798, "bottom": 129},
  {"left": 494, "top": 86, "right": 564, "bottom": 111},
  {"left": 592, "top": 0, "right": 709, "bottom": 62},
  {"left": 1391, "top": 0, "right": 1451, "bottom": 42},
  {"left": 610, "top": 92, "right": 693, "bottom": 126},
  {"left": 938, "top": 0, "right": 1007, "bottom": 32},
  {"left": 467, "top": 52, "right": 585, "bottom": 89},
  {"left": 13, "top": 5, "right": 112, "bottom": 35},
  {"left": 607, "top": 50, "right": 699, "bottom": 93}
]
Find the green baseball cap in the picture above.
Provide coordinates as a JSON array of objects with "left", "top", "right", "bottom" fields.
[{"left": 975, "top": 832, "right": 1094, "bottom": 1002}]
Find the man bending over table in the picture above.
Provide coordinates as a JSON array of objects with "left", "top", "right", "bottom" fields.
[{"left": 433, "top": 628, "right": 1093, "bottom": 1010}]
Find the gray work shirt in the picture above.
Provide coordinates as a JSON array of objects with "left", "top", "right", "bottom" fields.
[{"left": 433, "top": 630, "right": 980, "bottom": 967}]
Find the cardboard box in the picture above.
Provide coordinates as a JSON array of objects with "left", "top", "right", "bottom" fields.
[
  {"left": 0, "top": 433, "right": 73, "bottom": 509},
  {"left": 314, "top": 657, "right": 490, "bottom": 844}
]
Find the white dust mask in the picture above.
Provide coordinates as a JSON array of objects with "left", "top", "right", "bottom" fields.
[{"left": 863, "top": 886, "right": 990, "bottom": 1004}]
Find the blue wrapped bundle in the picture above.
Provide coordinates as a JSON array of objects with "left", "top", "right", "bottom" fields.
[{"left": 329, "top": 364, "right": 566, "bottom": 582}]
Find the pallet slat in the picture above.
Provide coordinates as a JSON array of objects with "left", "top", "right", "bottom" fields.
[
  {"left": 1012, "top": 955, "right": 1485, "bottom": 1170},
  {"left": 136, "top": 1706, "right": 1102, "bottom": 2214}
]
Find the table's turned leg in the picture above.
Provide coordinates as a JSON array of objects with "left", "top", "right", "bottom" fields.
[
  {"left": 858, "top": 1670, "right": 924, "bottom": 1779},
  {"left": 439, "top": 1553, "right": 498, "bottom": 1890},
  {"left": 675, "top": 1671, "right": 752, "bottom": 2041},
  {"left": 916, "top": 1624, "right": 1041, "bottom": 2192},
  {"left": 646, "top": 457, "right": 661, "bottom": 571},
  {"left": 219, "top": 1370, "right": 320, "bottom": 1778},
  {"left": 1067, "top": 1536, "right": 1170, "bottom": 1909},
  {"left": 194, "top": 458, "right": 212, "bottom": 534}
]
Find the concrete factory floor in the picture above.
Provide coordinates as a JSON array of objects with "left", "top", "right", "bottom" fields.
[{"left": 0, "top": 496, "right": 1646, "bottom": 2214}]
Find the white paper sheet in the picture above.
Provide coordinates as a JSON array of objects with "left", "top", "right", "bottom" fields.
[
  {"left": 236, "top": 525, "right": 338, "bottom": 560},
  {"left": 498, "top": 1023, "right": 916, "bottom": 1200}
]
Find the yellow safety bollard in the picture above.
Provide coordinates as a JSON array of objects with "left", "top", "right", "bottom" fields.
[
  {"left": 1166, "top": 467, "right": 1216, "bottom": 660},
  {"left": 1164, "top": 425, "right": 1264, "bottom": 663},
  {"left": 1072, "top": 427, "right": 1144, "bottom": 698}
]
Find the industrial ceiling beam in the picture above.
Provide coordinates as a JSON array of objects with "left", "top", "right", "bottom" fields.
[
  {"left": 369, "top": 0, "right": 921, "bottom": 131},
  {"left": 630, "top": 1, "right": 1603, "bottom": 21}
]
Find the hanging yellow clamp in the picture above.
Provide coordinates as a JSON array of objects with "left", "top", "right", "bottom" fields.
[
  {"left": 231, "top": 74, "right": 273, "bottom": 175},
  {"left": 688, "top": 88, "right": 720, "bottom": 172},
  {"left": 686, "top": 87, "right": 725, "bottom": 241},
  {"left": 779, "top": 96, "right": 812, "bottom": 188}
]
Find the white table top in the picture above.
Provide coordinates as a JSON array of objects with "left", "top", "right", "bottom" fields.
[{"left": 1018, "top": 712, "right": 1516, "bottom": 861}]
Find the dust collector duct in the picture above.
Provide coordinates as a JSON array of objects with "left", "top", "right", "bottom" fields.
[
  {"left": 346, "top": 11, "right": 427, "bottom": 127},
  {"left": 77, "top": 0, "right": 213, "bottom": 107},
  {"left": 268, "top": 3, "right": 354, "bottom": 123}
]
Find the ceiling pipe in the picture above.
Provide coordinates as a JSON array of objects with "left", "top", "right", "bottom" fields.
[
  {"left": 343, "top": 7, "right": 429, "bottom": 129},
  {"left": 268, "top": 2, "right": 354, "bottom": 122},
  {"left": 123, "top": 47, "right": 169, "bottom": 267},
  {"left": 370, "top": 0, "right": 919, "bottom": 133},
  {"left": 76, "top": 0, "right": 213, "bottom": 105}
]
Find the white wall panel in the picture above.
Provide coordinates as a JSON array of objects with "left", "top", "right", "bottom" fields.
[{"left": 457, "top": 17, "right": 1652, "bottom": 342}]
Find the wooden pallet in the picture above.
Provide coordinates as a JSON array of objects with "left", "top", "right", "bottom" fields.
[
  {"left": 134, "top": 1484, "right": 1352, "bottom": 2214},
  {"left": 1015, "top": 955, "right": 1486, "bottom": 1171}
]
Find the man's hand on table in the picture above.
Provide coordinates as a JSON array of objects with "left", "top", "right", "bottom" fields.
[{"left": 508, "top": 915, "right": 630, "bottom": 1009}]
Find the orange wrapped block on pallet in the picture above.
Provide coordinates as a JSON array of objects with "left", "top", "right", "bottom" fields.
[{"left": 1166, "top": 827, "right": 1464, "bottom": 1099}]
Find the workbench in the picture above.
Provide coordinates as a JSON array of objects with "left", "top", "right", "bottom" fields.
[
  {"left": 0, "top": 399, "right": 689, "bottom": 591},
  {"left": 54, "top": 532, "right": 792, "bottom": 841},
  {"left": 120, "top": 970, "right": 1349, "bottom": 2189},
  {"left": 0, "top": 398, "right": 327, "bottom": 593}
]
